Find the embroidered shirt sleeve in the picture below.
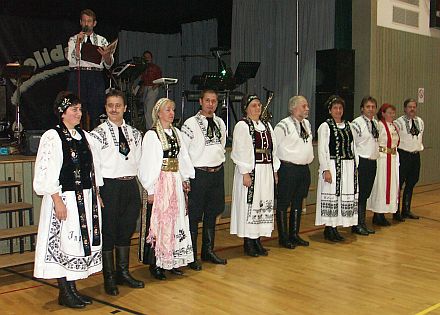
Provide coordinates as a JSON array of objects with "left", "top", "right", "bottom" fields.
[{"left": 181, "top": 122, "right": 194, "bottom": 140}]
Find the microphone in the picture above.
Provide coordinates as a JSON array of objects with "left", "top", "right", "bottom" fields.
[{"left": 82, "top": 26, "right": 89, "bottom": 33}]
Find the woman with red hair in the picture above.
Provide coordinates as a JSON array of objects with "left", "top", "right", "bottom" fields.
[{"left": 367, "top": 103, "right": 400, "bottom": 226}]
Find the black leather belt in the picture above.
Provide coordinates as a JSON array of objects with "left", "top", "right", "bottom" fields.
[{"left": 195, "top": 164, "right": 223, "bottom": 173}]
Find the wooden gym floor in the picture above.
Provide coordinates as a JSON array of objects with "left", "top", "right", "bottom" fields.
[{"left": 1, "top": 183, "right": 440, "bottom": 315}]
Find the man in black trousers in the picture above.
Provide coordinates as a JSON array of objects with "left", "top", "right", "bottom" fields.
[
  {"left": 90, "top": 89, "right": 144, "bottom": 295},
  {"left": 351, "top": 96, "right": 379, "bottom": 235},
  {"left": 181, "top": 89, "right": 228, "bottom": 270},
  {"left": 394, "top": 98, "right": 424, "bottom": 220},
  {"left": 274, "top": 95, "right": 314, "bottom": 248}
]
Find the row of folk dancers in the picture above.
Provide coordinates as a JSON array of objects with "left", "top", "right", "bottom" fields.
[{"left": 32, "top": 89, "right": 423, "bottom": 309}]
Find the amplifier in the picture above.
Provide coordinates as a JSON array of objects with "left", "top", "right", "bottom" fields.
[
  {"left": 184, "top": 90, "right": 244, "bottom": 102},
  {"left": 22, "top": 130, "right": 45, "bottom": 156}
]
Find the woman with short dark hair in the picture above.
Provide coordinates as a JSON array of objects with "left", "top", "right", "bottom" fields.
[
  {"left": 33, "top": 91, "right": 103, "bottom": 309},
  {"left": 315, "top": 95, "right": 358, "bottom": 242}
]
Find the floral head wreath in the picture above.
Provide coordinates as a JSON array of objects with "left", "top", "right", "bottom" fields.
[{"left": 58, "top": 97, "right": 72, "bottom": 113}]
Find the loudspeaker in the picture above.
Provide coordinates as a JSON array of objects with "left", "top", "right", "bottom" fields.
[
  {"left": 316, "top": 49, "right": 355, "bottom": 93},
  {"left": 314, "top": 92, "right": 354, "bottom": 137},
  {"left": 22, "top": 130, "right": 45, "bottom": 156},
  {"left": 0, "top": 85, "right": 6, "bottom": 120}
]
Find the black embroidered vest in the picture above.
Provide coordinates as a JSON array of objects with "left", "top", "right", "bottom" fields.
[
  {"left": 57, "top": 132, "right": 93, "bottom": 192},
  {"left": 327, "top": 121, "right": 354, "bottom": 160}
]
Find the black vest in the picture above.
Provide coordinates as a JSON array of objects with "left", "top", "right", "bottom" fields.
[
  {"left": 326, "top": 120, "right": 354, "bottom": 160},
  {"left": 57, "top": 130, "right": 93, "bottom": 192}
]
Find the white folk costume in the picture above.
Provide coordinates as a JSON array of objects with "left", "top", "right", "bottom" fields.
[
  {"left": 138, "top": 125, "right": 195, "bottom": 270},
  {"left": 181, "top": 111, "right": 228, "bottom": 265},
  {"left": 274, "top": 116, "right": 313, "bottom": 247},
  {"left": 394, "top": 114, "right": 424, "bottom": 219},
  {"left": 230, "top": 119, "right": 280, "bottom": 238},
  {"left": 315, "top": 119, "right": 358, "bottom": 227},
  {"left": 33, "top": 127, "right": 103, "bottom": 281},
  {"left": 367, "top": 120, "right": 400, "bottom": 214}
]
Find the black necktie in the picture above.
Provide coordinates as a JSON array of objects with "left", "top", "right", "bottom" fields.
[
  {"left": 371, "top": 120, "right": 379, "bottom": 138},
  {"left": 300, "top": 122, "right": 308, "bottom": 142},
  {"left": 206, "top": 117, "right": 218, "bottom": 139},
  {"left": 409, "top": 119, "right": 419, "bottom": 137},
  {"left": 118, "top": 127, "right": 130, "bottom": 159},
  {"left": 85, "top": 36, "right": 91, "bottom": 44}
]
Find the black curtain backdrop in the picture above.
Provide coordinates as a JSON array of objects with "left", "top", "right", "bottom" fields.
[{"left": 0, "top": 14, "right": 118, "bottom": 130}]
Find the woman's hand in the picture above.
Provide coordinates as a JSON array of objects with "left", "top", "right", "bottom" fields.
[
  {"left": 147, "top": 194, "right": 154, "bottom": 204},
  {"left": 323, "top": 170, "right": 332, "bottom": 184},
  {"left": 243, "top": 173, "right": 252, "bottom": 188},
  {"left": 274, "top": 172, "right": 279, "bottom": 185},
  {"left": 54, "top": 199, "right": 67, "bottom": 221}
]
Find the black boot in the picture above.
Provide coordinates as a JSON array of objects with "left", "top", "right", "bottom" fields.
[
  {"left": 380, "top": 214, "right": 391, "bottom": 226},
  {"left": 201, "top": 227, "right": 227, "bottom": 264},
  {"left": 393, "top": 210, "right": 405, "bottom": 222},
  {"left": 67, "top": 281, "right": 92, "bottom": 305},
  {"left": 243, "top": 238, "right": 259, "bottom": 257},
  {"left": 188, "top": 231, "right": 202, "bottom": 271},
  {"left": 254, "top": 237, "right": 268, "bottom": 256},
  {"left": 57, "top": 277, "right": 85, "bottom": 309},
  {"left": 102, "top": 250, "right": 119, "bottom": 296},
  {"left": 149, "top": 265, "right": 166, "bottom": 280},
  {"left": 373, "top": 213, "right": 388, "bottom": 226},
  {"left": 323, "top": 226, "right": 338, "bottom": 242},
  {"left": 401, "top": 190, "right": 419, "bottom": 219},
  {"left": 276, "top": 211, "right": 295, "bottom": 249},
  {"left": 289, "top": 209, "right": 309, "bottom": 246},
  {"left": 333, "top": 227, "right": 345, "bottom": 241},
  {"left": 115, "top": 246, "right": 145, "bottom": 288},
  {"left": 352, "top": 203, "right": 369, "bottom": 235}
]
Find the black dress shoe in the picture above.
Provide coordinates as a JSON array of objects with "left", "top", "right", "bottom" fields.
[
  {"left": 332, "top": 227, "right": 345, "bottom": 241},
  {"left": 169, "top": 268, "right": 184, "bottom": 276},
  {"left": 393, "top": 211, "right": 406, "bottom": 222},
  {"left": 324, "top": 226, "right": 338, "bottom": 242},
  {"left": 188, "top": 260, "right": 202, "bottom": 271},
  {"left": 149, "top": 266, "right": 166, "bottom": 280},
  {"left": 351, "top": 225, "right": 369, "bottom": 236},
  {"left": 362, "top": 224, "right": 375, "bottom": 234},
  {"left": 402, "top": 211, "right": 419, "bottom": 219}
]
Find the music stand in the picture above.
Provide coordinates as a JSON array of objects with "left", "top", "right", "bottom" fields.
[
  {"left": 234, "top": 62, "right": 260, "bottom": 94},
  {"left": 1, "top": 63, "right": 34, "bottom": 144}
]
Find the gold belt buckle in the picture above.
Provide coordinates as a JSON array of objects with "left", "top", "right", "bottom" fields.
[{"left": 162, "top": 158, "right": 179, "bottom": 172}]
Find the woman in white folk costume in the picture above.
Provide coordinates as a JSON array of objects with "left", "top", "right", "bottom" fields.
[
  {"left": 367, "top": 103, "right": 400, "bottom": 226},
  {"left": 138, "top": 98, "right": 195, "bottom": 279},
  {"left": 33, "top": 92, "right": 103, "bottom": 309},
  {"left": 230, "top": 95, "right": 280, "bottom": 257},
  {"left": 315, "top": 95, "right": 358, "bottom": 242}
]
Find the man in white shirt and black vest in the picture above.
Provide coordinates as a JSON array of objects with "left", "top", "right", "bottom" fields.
[
  {"left": 181, "top": 89, "right": 228, "bottom": 270},
  {"left": 394, "top": 98, "right": 424, "bottom": 220},
  {"left": 351, "top": 96, "right": 380, "bottom": 235},
  {"left": 90, "top": 90, "right": 144, "bottom": 295},
  {"left": 274, "top": 96, "right": 314, "bottom": 248}
]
